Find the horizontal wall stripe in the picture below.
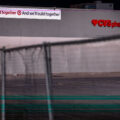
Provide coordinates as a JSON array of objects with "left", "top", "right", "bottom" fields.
[
  {"left": 1, "top": 104, "right": 120, "bottom": 109},
  {"left": 1, "top": 95, "right": 120, "bottom": 100},
  {"left": 4, "top": 109, "right": 120, "bottom": 113}
]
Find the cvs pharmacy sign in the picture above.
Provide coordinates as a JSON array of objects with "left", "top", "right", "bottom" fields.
[{"left": 91, "top": 19, "right": 120, "bottom": 28}]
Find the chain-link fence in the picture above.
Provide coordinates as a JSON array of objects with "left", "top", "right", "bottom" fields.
[
  {"left": 0, "top": 50, "right": 2, "bottom": 120},
  {"left": 1, "top": 35, "right": 120, "bottom": 120}
]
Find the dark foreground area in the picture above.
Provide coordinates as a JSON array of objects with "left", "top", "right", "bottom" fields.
[
  {"left": 3, "top": 111, "right": 120, "bottom": 120},
  {"left": 1, "top": 76, "right": 120, "bottom": 120}
]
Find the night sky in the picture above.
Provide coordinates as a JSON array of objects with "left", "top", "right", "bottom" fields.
[{"left": 0, "top": 0, "right": 120, "bottom": 9}]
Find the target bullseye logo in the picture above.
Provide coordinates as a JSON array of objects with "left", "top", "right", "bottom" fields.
[{"left": 17, "top": 10, "right": 21, "bottom": 15}]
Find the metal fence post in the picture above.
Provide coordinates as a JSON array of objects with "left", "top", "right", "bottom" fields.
[
  {"left": 43, "top": 43, "right": 54, "bottom": 120},
  {"left": 1, "top": 47, "right": 6, "bottom": 120}
]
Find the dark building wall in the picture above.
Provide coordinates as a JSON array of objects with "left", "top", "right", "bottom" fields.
[
  {"left": 0, "top": 8, "right": 120, "bottom": 38},
  {"left": 0, "top": 7, "right": 120, "bottom": 73}
]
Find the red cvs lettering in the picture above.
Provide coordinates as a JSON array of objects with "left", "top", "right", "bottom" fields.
[
  {"left": 91, "top": 19, "right": 98, "bottom": 26},
  {"left": 92, "top": 19, "right": 112, "bottom": 27}
]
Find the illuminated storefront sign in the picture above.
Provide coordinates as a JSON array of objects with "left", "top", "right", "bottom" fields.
[
  {"left": 91, "top": 19, "right": 120, "bottom": 28},
  {"left": 0, "top": 7, "right": 61, "bottom": 20}
]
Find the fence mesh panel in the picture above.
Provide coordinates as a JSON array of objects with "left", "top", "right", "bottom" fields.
[
  {"left": 51, "top": 40, "right": 120, "bottom": 120},
  {"left": 1, "top": 37, "right": 120, "bottom": 120},
  {"left": 5, "top": 47, "right": 49, "bottom": 120}
]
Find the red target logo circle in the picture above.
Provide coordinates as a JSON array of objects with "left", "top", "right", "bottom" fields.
[{"left": 17, "top": 10, "right": 21, "bottom": 15}]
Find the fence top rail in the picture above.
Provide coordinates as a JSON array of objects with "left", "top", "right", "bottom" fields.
[
  {"left": 50, "top": 34, "right": 120, "bottom": 46},
  {"left": 2, "top": 34, "right": 120, "bottom": 52}
]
